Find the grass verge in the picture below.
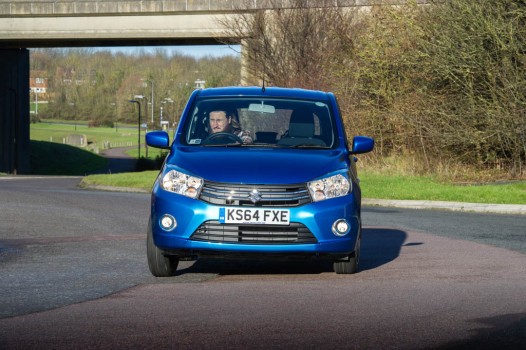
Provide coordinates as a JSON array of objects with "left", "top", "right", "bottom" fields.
[
  {"left": 80, "top": 171, "right": 158, "bottom": 192},
  {"left": 360, "top": 172, "right": 526, "bottom": 205},
  {"left": 80, "top": 169, "right": 526, "bottom": 205},
  {"left": 31, "top": 121, "right": 138, "bottom": 149}
]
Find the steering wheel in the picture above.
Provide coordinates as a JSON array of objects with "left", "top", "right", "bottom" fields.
[{"left": 202, "top": 132, "right": 243, "bottom": 145}]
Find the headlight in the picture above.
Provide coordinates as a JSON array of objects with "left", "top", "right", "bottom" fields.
[
  {"left": 161, "top": 169, "right": 203, "bottom": 198},
  {"left": 308, "top": 174, "right": 350, "bottom": 202}
]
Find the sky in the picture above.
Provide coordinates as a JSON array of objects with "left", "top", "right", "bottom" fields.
[{"left": 96, "top": 45, "right": 241, "bottom": 59}]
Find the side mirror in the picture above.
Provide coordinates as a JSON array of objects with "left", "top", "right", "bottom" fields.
[
  {"left": 146, "top": 131, "right": 170, "bottom": 149},
  {"left": 350, "top": 136, "right": 374, "bottom": 154}
]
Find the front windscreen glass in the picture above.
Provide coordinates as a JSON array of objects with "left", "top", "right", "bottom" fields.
[{"left": 183, "top": 97, "right": 336, "bottom": 148}]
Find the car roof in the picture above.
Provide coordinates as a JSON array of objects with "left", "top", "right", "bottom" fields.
[{"left": 195, "top": 86, "right": 331, "bottom": 100}]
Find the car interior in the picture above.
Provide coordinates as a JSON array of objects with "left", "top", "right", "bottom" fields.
[{"left": 185, "top": 98, "right": 334, "bottom": 147}]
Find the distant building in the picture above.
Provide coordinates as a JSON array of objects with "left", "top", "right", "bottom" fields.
[{"left": 30, "top": 71, "right": 48, "bottom": 96}]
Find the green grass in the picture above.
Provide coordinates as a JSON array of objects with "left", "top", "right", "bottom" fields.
[
  {"left": 360, "top": 172, "right": 526, "bottom": 204},
  {"left": 80, "top": 170, "right": 158, "bottom": 192},
  {"left": 31, "top": 122, "right": 139, "bottom": 150},
  {"left": 30, "top": 121, "right": 170, "bottom": 160},
  {"left": 78, "top": 169, "right": 526, "bottom": 205},
  {"left": 30, "top": 140, "right": 108, "bottom": 175}
]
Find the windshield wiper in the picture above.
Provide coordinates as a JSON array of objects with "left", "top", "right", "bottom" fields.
[
  {"left": 202, "top": 143, "right": 245, "bottom": 147},
  {"left": 204, "top": 143, "right": 328, "bottom": 148}
]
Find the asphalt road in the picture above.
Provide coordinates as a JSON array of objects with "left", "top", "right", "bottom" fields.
[{"left": 0, "top": 176, "right": 525, "bottom": 349}]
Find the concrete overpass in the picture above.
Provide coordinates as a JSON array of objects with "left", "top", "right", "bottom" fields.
[
  {"left": 0, "top": 0, "right": 421, "bottom": 174},
  {"left": 1, "top": 0, "right": 245, "bottom": 174},
  {"left": 0, "top": 0, "right": 244, "bottom": 48}
]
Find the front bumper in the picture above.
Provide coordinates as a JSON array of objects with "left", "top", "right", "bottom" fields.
[{"left": 150, "top": 186, "right": 361, "bottom": 257}]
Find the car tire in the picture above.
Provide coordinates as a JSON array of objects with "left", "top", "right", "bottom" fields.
[
  {"left": 333, "top": 234, "right": 360, "bottom": 274},
  {"left": 147, "top": 220, "right": 179, "bottom": 277}
]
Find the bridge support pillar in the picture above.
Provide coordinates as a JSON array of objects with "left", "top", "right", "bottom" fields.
[{"left": 0, "top": 49, "right": 30, "bottom": 174}]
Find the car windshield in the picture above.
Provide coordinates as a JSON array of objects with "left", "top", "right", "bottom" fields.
[{"left": 182, "top": 97, "right": 336, "bottom": 148}]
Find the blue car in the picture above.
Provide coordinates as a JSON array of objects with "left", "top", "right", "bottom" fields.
[{"left": 146, "top": 86, "right": 374, "bottom": 276}]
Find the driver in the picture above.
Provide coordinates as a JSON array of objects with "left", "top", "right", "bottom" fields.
[{"left": 209, "top": 110, "right": 253, "bottom": 144}]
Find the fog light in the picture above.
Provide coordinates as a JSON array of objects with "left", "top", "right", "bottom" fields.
[
  {"left": 332, "top": 219, "right": 350, "bottom": 236},
  {"left": 160, "top": 214, "right": 177, "bottom": 231}
]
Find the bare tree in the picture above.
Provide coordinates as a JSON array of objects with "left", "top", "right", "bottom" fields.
[
  {"left": 219, "top": 0, "right": 358, "bottom": 90},
  {"left": 219, "top": 0, "right": 526, "bottom": 178}
]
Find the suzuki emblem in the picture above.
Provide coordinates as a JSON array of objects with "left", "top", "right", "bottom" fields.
[{"left": 248, "top": 189, "right": 262, "bottom": 203}]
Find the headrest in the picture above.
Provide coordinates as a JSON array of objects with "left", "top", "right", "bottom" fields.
[{"left": 288, "top": 111, "right": 314, "bottom": 138}]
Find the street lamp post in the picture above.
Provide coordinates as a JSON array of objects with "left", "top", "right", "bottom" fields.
[
  {"left": 141, "top": 79, "right": 154, "bottom": 125},
  {"left": 162, "top": 98, "right": 175, "bottom": 131},
  {"left": 129, "top": 99, "right": 141, "bottom": 159},
  {"left": 134, "top": 94, "right": 147, "bottom": 125},
  {"left": 110, "top": 102, "right": 118, "bottom": 132}
]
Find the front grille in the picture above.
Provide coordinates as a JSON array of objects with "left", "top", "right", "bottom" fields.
[
  {"left": 199, "top": 182, "right": 311, "bottom": 207},
  {"left": 190, "top": 221, "right": 317, "bottom": 244}
]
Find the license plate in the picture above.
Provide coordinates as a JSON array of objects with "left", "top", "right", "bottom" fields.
[{"left": 219, "top": 208, "right": 290, "bottom": 225}]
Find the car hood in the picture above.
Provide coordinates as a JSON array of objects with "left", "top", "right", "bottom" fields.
[{"left": 166, "top": 146, "right": 348, "bottom": 184}]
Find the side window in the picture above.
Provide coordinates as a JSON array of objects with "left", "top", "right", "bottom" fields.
[
  {"left": 186, "top": 106, "right": 209, "bottom": 144},
  {"left": 186, "top": 107, "right": 199, "bottom": 141}
]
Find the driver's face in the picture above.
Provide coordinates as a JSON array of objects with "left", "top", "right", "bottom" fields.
[{"left": 209, "top": 111, "right": 230, "bottom": 133}]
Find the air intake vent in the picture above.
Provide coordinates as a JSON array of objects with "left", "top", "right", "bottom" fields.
[{"left": 191, "top": 221, "right": 317, "bottom": 244}]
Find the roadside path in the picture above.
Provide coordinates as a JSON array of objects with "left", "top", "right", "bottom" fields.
[{"left": 99, "top": 146, "right": 137, "bottom": 173}]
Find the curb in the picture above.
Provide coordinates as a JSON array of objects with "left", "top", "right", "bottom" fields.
[
  {"left": 81, "top": 187, "right": 526, "bottom": 215},
  {"left": 363, "top": 198, "right": 526, "bottom": 215},
  {"left": 81, "top": 184, "right": 149, "bottom": 193}
]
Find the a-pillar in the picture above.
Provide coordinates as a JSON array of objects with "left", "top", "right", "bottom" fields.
[{"left": 0, "top": 48, "right": 30, "bottom": 174}]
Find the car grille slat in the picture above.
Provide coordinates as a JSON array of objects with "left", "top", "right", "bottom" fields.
[
  {"left": 191, "top": 221, "right": 317, "bottom": 244},
  {"left": 199, "top": 182, "right": 311, "bottom": 207}
]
